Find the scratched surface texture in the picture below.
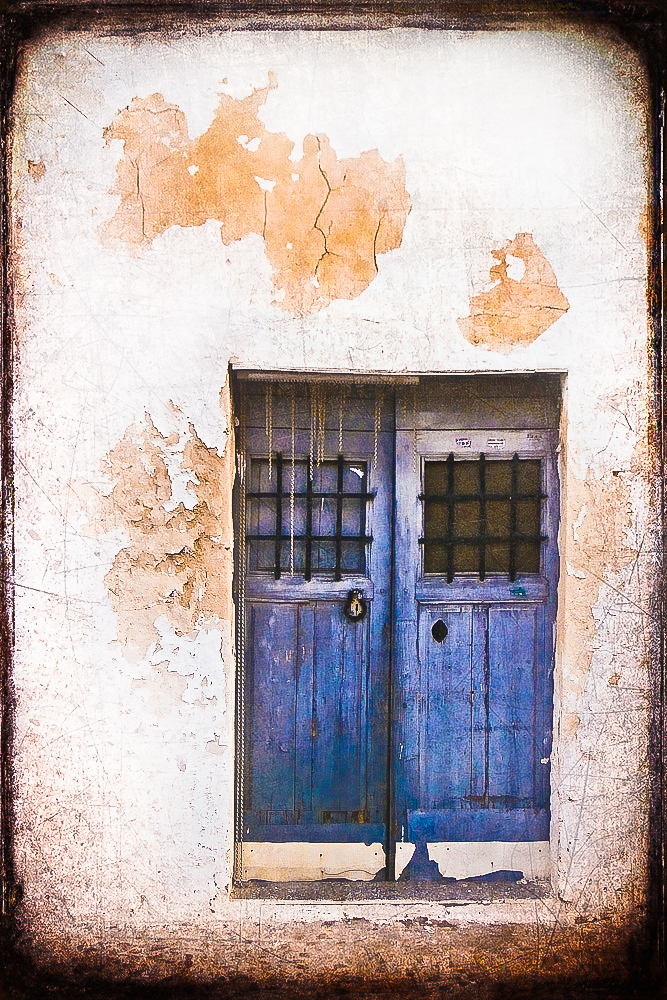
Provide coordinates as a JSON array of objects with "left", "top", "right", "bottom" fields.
[{"left": 7, "top": 19, "right": 659, "bottom": 994}]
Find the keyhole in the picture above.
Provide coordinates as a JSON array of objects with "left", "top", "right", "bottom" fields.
[{"left": 432, "top": 619, "right": 448, "bottom": 643}]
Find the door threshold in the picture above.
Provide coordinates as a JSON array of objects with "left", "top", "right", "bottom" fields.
[{"left": 230, "top": 876, "right": 552, "bottom": 902}]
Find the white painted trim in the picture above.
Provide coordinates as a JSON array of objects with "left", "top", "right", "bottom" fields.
[
  {"left": 240, "top": 842, "right": 385, "bottom": 881},
  {"left": 428, "top": 841, "right": 551, "bottom": 879},
  {"left": 239, "top": 841, "right": 550, "bottom": 882}
]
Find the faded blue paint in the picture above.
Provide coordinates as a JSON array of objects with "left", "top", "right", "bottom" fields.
[
  {"left": 243, "top": 386, "right": 393, "bottom": 846},
  {"left": 240, "top": 378, "right": 560, "bottom": 868},
  {"left": 392, "top": 381, "right": 559, "bottom": 855}
]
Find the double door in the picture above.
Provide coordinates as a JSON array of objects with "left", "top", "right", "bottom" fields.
[{"left": 236, "top": 376, "right": 559, "bottom": 880}]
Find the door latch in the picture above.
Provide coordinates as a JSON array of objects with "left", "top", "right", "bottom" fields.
[{"left": 344, "top": 589, "right": 367, "bottom": 623}]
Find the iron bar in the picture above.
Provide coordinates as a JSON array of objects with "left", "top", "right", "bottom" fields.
[
  {"left": 479, "top": 453, "right": 486, "bottom": 581},
  {"left": 335, "top": 452, "right": 344, "bottom": 581},
  {"left": 274, "top": 452, "right": 282, "bottom": 580},
  {"left": 509, "top": 452, "right": 520, "bottom": 582}
]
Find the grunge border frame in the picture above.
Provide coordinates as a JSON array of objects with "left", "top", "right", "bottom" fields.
[{"left": 0, "top": 2, "right": 664, "bottom": 996}]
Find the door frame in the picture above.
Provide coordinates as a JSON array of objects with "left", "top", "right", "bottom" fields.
[{"left": 231, "top": 370, "right": 563, "bottom": 885}]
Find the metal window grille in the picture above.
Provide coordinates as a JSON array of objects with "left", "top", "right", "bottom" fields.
[
  {"left": 245, "top": 452, "right": 373, "bottom": 581},
  {"left": 419, "top": 453, "right": 547, "bottom": 582}
]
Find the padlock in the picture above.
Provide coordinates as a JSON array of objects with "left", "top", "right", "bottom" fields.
[{"left": 343, "top": 589, "right": 367, "bottom": 623}]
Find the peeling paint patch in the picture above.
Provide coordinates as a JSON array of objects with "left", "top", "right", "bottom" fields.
[
  {"left": 101, "top": 76, "right": 410, "bottom": 314},
  {"left": 240, "top": 842, "right": 385, "bottom": 882},
  {"left": 27, "top": 159, "right": 46, "bottom": 181},
  {"left": 563, "top": 713, "right": 581, "bottom": 738},
  {"left": 99, "top": 398, "right": 233, "bottom": 656},
  {"left": 130, "top": 661, "right": 190, "bottom": 711},
  {"left": 638, "top": 201, "right": 653, "bottom": 252},
  {"left": 572, "top": 504, "right": 587, "bottom": 541},
  {"left": 458, "top": 233, "right": 569, "bottom": 351},
  {"left": 560, "top": 473, "right": 638, "bottom": 697}
]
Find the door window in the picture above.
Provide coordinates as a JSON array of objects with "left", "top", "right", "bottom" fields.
[
  {"left": 422, "top": 456, "right": 544, "bottom": 578},
  {"left": 246, "top": 456, "right": 370, "bottom": 578}
]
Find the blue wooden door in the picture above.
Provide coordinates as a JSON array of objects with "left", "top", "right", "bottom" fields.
[
  {"left": 238, "top": 376, "right": 559, "bottom": 879},
  {"left": 239, "top": 382, "right": 393, "bottom": 847},
  {"left": 392, "top": 379, "right": 559, "bottom": 869}
]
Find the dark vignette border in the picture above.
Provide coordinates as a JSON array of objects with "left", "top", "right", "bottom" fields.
[{"left": 0, "top": 2, "right": 664, "bottom": 997}]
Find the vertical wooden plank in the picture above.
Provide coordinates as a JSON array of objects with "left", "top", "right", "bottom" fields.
[
  {"left": 311, "top": 601, "right": 336, "bottom": 818},
  {"left": 487, "top": 605, "right": 537, "bottom": 802},
  {"left": 247, "top": 602, "right": 298, "bottom": 817},
  {"left": 470, "top": 605, "right": 488, "bottom": 799},
  {"left": 243, "top": 604, "right": 257, "bottom": 829},
  {"left": 312, "top": 602, "right": 346, "bottom": 816},
  {"left": 294, "top": 603, "right": 314, "bottom": 818},
  {"left": 534, "top": 604, "right": 551, "bottom": 810},
  {"left": 394, "top": 618, "right": 420, "bottom": 818},
  {"left": 392, "top": 411, "right": 422, "bottom": 832},
  {"left": 311, "top": 601, "right": 367, "bottom": 816},
  {"left": 358, "top": 605, "right": 369, "bottom": 816},
  {"left": 419, "top": 605, "right": 473, "bottom": 808},
  {"left": 340, "top": 613, "right": 364, "bottom": 812},
  {"left": 365, "top": 423, "right": 393, "bottom": 836}
]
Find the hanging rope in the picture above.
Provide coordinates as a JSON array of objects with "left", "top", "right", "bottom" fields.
[
  {"left": 265, "top": 383, "right": 273, "bottom": 481},
  {"left": 318, "top": 384, "right": 326, "bottom": 466},
  {"left": 309, "top": 383, "right": 315, "bottom": 482},
  {"left": 235, "top": 390, "right": 247, "bottom": 883},
  {"left": 338, "top": 386, "right": 344, "bottom": 455},
  {"left": 324, "top": 387, "right": 328, "bottom": 464},
  {"left": 412, "top": 383, "right": 418, "bottom": 474},
  {"left": 374, "top": 389, "right": 383, "bottom": 472}
]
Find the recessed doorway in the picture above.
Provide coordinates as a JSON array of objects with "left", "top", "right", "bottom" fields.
[{"left": 233, "top": 374, "right": 560, "bottom": 887}]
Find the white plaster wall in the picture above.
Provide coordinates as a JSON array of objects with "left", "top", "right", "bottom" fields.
[{"left": 9, "top": 23, "right": 655, "bottom": 955}]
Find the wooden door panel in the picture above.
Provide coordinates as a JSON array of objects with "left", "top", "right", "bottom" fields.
[
  {"left": 294, "top": 603, "right": 316, "bottom": 817},
  {"left": 246, "top": 601, "right": 310, "bottom": 824},
  {"left": 470, "top": 606, "right": 487, "bottom": 800},
  {"left": 407, "top": 806, "right": 549, "bottom": 842},
  {"left": 487, "top": 605, "right": 539, "bottom": 803},
  {"left": 416, "top": 605, "right": 473, "bottom": 808},
  {"left": 246, "top": 598, "right": 380, "bottom": 842},
  {"left": 392, "top": 380, "right": 559, "bottom": 854},
  {"left": 393, "top": 618, "right": 420, "bottom": 815},
  {"left": 312, "top": 601, "right": 368, "bottom": 819},
  {"left": 240, "top": 382, "right": 393, "bottom": 857}
]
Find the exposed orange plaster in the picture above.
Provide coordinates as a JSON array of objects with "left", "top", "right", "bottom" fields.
[
  {"left": 101, "top": 76, "right": 410, "bottom": 314},
  {"left": 27, "top": 159, "right": 46, "bottom": 181},
  {"left": 562, "top": 713, "right": 581, "bottom": 738},
  {"left": 638, "top": 201, "right": 656, "bottom": 253},
  {"left": 99, "top": 395, "right": 233, "bottom": 656},
  {"left": 458, "top": 233, "right": 569, "bottom": 352},
  {"left": 559, "top": 473, "right": 638, "bottom": 700}
]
